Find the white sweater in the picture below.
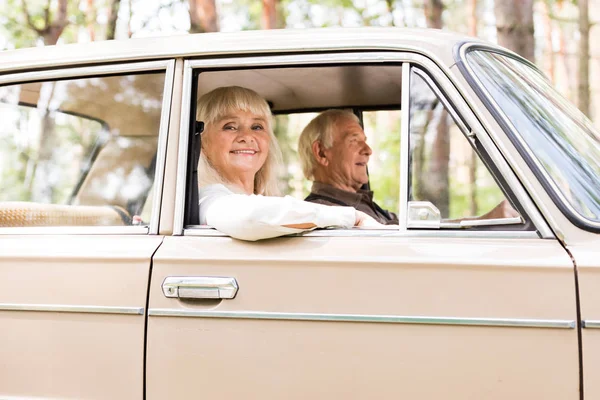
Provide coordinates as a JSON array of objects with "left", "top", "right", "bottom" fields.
[{"left": 199, "top": 184, "right": 356, "bottom": 241}]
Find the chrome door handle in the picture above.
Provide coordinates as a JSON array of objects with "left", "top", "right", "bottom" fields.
[{"left": 162, "top": 277, "right": 238, "bottom": 300}]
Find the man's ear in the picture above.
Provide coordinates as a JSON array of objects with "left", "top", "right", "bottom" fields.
[{"left": 311, "top": 140, "right": 329, "bottom": 167}]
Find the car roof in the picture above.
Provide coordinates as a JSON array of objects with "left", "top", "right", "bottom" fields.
[{"left": 0, "top": 27, "right": 487, "bottom": 74}]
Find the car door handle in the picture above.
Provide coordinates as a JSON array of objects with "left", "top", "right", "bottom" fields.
[{"left": 162, "top": 277, "right": 239, "bottom": 300}]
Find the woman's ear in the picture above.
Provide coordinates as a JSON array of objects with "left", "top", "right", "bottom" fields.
[{"left": 311, "top": 140, "right": 329, "bottom": 167}]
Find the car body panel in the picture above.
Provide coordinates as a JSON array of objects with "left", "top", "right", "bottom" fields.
[
  {"left": 0, "top": 27, "right": 597, "bottom": 399},
  {"left": 0, "top": 235, "right": 162, "bottom": 399},
  {"left": 0, "top": 28, "right": 480, "bottom": 75},
  {"left": 147, "top": 235, "right": 578, "bottom": 399},
  {"left": 567, "top": 244, "right": 600, "bottom": 399}
]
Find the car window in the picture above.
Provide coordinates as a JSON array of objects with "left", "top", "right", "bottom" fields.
[
  {"left": 409, "top": 69, "right": 523, "bottom": 227},
  {"left": 466, "top": 50, "right": 600, "bottom": 228},
  {"left": 0, "top": 73, "right": 165, "bottom": 228}
]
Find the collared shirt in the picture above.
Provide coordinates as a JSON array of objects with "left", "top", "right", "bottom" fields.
[{"left": 306, "top": 182, "right": 399, "bottom": 225}]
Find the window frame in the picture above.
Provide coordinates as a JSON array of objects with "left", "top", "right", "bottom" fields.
[
  {"left": 0, "top": 60, "right": 175, "bottom": 235},
  {"left": 457, "top": 43, "right": 600, "bottom": 233},
  {"left": 408, "top": 66, "right": 535, "bottom": 231},
  {"left": 176, "top": 52, "right": 551, "bottom": 239}
]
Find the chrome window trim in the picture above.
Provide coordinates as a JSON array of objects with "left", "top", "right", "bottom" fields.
[
  {"left": 148, "top": 309, "right": 574, "bottom": 329},
  {"left": 0, "top": 226, "right": 149, "bottom": 235},
  {"left": 173, "top": 60, "right": 194, "bottom": 235},
  {"left": 583, "top": 320, "right": 600, "bottom": 329},
  {"left": 174, "top": 51, "right": 551, "bottom": 238},
  {"left": 398, "top": 63, "right": 410, "bottom": 230},
  {"left": 457, "top": 43, "right": 600, "bottom": 231},
  {"left": 183, "top": 226, "right": 540, "bottom": 239},
  {"left": 0, "top": 60, "right": 171, "bottom": 85},
  {"left": 0, "top": 303, "right": 144, "bottom": 315},
  {"left": 149, "top": 59, "right": 176, "bottom": 235}
]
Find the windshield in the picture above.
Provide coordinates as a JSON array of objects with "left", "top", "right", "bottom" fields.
[{"left": 465, "top": 49, "right": 600, "bottom": 228}]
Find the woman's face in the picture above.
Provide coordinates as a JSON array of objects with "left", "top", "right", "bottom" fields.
[{"left": 202, "top": 109, "right": 270, "bottom": 181}]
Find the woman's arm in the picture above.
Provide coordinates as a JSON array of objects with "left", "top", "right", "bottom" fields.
[{"left": 199, "top": 185, "right": 357, "bottom": 241}]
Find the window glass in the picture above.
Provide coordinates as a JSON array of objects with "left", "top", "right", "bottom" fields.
[
  {"left": 466, "top": 50, "right": 600, "bottom": 224},
  {"left": 0, "top": 72, "right": 165, "bottom": 228},
  {"left": 409, "top": 70, "right": 515, "bottom": 223}
]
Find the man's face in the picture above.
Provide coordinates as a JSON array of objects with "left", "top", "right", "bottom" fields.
[{"left": 322, "top": 117, "right": 372, "bottom": 192}]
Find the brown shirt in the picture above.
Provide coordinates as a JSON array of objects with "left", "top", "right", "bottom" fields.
[{"left": 305, "top": 182, "right": 399, "bottom": 225}]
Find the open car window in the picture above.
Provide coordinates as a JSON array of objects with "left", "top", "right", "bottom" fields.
[{"left": 187, "top": 61, "right": 531, "bottom": 235}]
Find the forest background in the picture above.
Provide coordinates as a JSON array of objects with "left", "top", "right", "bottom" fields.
[{"left": 0, "top": 0, "right": 598, "bottom": 218}]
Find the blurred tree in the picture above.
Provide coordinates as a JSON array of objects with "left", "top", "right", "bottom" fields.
[
  {"left": 262, "top": 0, "right": 277, "bottom": 29},
  {"left": 494, "top": 0, "right": 535, "bottom": 62},
  {"left": 85, "top": 0, "right": 97, "bottom": 40},
  {"left": 578, "top": 0, "right": 590, "bottom": 117},
  {"left": 106, "top": 0, "right": 121, "bottom": 39},
  {"left": 424, "top": 0, "right": 442, "bottom": 28},
  {"left": 420, "top": 0, "right": 450, "bottom": 217},
  {"left": 189, "top": 0, "right": 219, "bottom": 33},
  {"left": 467, "top": 0, "right": 478, "bottom": 215},
  {"left": 20, "top": 0, "right": 69, "bottom": 45}
]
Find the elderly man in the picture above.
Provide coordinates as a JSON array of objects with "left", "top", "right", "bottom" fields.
[
  {"left": 298, "top": 109, "right": 518, "bottom": 225},
  {"left": 298, "top": 109, "right": 398, "bottom": 225}
]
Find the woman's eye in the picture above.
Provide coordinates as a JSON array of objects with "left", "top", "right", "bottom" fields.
[
  {"left": 252, "top": 124, "right": 264, "bottom": 131},
  {"left": 223, "top": 124, "right": 236, "bottom": 131}
]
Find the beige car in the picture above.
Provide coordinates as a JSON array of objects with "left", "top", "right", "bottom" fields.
[{"left": 0, "top": 27, "right": 599, "bottom": 399}]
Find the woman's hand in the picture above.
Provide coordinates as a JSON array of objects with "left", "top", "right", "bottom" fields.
[{"left": 354, "top": 210, "right": 384, "bottom": 228}]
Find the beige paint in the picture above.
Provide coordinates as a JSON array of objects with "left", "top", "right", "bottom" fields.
[
  {"left": 147, "top": 235, "right": 578, "bottom": 399},
  {"left": 567, "top": 243, "right": 600, "bottom": 399},
  {"left": 158, "top": 58, "right": 184, "bottom": 236},
  {"left": 0, "top": 28, "right": 478, "bottom": 76},
  {"left": 0, "top": 235, "right": 162, "bottom": 399}
]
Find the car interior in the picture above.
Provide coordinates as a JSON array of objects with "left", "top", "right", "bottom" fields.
[
  {"left": 186, "top": 63, "right": 530, "bottom": 231},
  {"left": 0, "top": 73, "right": 164, "bottom": 227}
]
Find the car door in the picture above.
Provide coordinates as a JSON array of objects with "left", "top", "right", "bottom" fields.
[
  {"left": 146, "top": 52, "right": 578, "bottom": 399},
  {"left": 0, "top": 60, "right": 174, "bottom": 399}
]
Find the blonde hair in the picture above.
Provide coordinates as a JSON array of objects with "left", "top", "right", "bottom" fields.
[
  {"left": 196, "top": 86, "right": 282, "bottom": 196},
  {"left": 298, "top": 109, "right": 359, "bottom": 180}
]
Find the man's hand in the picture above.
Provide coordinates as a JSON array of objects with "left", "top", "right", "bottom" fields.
[
  {"left": 479, "top": 199, "right": 519, "bottom": 220},
  {"left": 355, "top": 210, "right": 384, "bottom": 228}
]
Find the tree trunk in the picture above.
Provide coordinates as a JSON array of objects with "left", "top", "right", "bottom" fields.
[
  {"left": 578, "top": 0, "right": 590, "bottom": 117},
  {"left": 468, "top": 0, "right": 477, "bottom": 37},
  {"left": 385, "top": 0, "right": 396, "bottom": 27},
  {"left": 21, "top": 0, "right": 69, "bottom": 45},
  {"left": 87, "top": 0, "right": 96, "bottom": 41},
  {"left": 423, "top": 0, "right": 449, "bottom": 216},
  {"left": 494, "top": 0, "right": 535, "bottom": 62},
  {"left": 468, "top": 0, "right": 478, "bottom": 215},
  {"left": 424, "top": 0, "right": 443, "bottom": 29},
  {"left": 106, "top": 0, "right": 121, "bottom": 40},
  {"left": 262, "top": 0, "right": 277, "bottom": 29},
  {"left": 189, "top": 0, "right": 219, "bottom": 33},
  {"left": 541, "top": 0, "right": 555, "bottom": 82}
]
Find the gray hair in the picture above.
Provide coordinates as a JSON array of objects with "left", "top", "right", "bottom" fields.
[
  {"left": 196, "top": 86, "right": 282, "bottom": 196},
  {"left": 298, "top": 109, "right": 359, "bottom": 180}
]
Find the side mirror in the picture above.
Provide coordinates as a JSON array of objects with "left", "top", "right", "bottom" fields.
[
  {"left": 407, "top": 201, "right": 442, "bottom": 229},
  {"left": 407, "top": 201, "right": 523, "bottom": 229}
]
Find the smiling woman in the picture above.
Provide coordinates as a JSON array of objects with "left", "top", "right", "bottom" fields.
[{"left": 195, "top": 86, "right": 378, "bottom": 241}]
